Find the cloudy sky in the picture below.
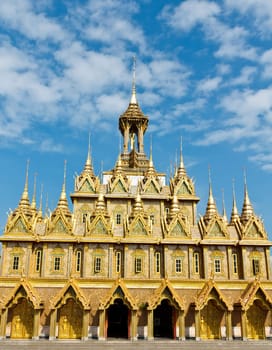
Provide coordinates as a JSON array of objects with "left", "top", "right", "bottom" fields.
[{"left": 1, "top": 0, "right": 272, "bottom": 236}]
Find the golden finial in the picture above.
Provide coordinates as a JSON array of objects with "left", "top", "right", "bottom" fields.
[
  {"left": 230, "top": 178, "right": 239, "bottom": 223},
  {"left": 130, "top": 56, "right": 137, "bottom": 104},
  {"left": 222, "top": 188, "right": 228, "bottom": 223},
  {"left": 31, "top": 172, "right": 37, "bottom": 210},
  {"left": 39, "top": 184, "right": 43, "bottom": 216},
  {"left": 204, "top": 165, "right": 217, "bottom": 220},
  {"left": 22, "top": 159, "right": 30, "bottom": 200}
]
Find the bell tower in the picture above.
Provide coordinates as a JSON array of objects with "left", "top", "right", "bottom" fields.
[{"left": 118, "top": 58, "right": 150, "bottom": 172}]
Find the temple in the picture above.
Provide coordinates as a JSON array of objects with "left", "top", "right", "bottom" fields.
[{"left": 0, "top": 69, "right": 272, "bottom": 341}]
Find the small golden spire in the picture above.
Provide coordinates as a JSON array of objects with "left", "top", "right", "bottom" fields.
[
  {"left": 57, "top": 160, "right": 69, "bottom": 211},
  {"left": 31, "top": 172, "right": 37, "bottom": 210},
  {"left": 38, "top": 184, "right": 43, "bottom": 216},
  {"left": 222, "top": 188, "right": 228, "bottom": 223},
  {"left": 230, "top": 178, "right": 239, "bottom": 223},
  {"left": 177, "top": 136, "right": 186, "bottom": 177},
  {"left": 130, "top": 56, "right": 137, "bottom": 104},
  {"left": 204, "top": 166, "right": 217, "bottom": 221},
  {"left": 241, "top": 169, "right": 254, "bottom": 223},
  {"left": 18, "top": 160, "right": 31, "bottom": 211}
]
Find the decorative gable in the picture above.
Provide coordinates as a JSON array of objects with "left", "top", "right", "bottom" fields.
[
  {"left": 10, "top": 217, "right": 28, "bottom": 233},
  {"left": 79, "top": 179, "right": 95, "bottom": 193},
  {"left": 131, "top": 218, "right": 148, "bottom": 235},
  {"left": 48, "top": 213, "right": 72, "bottom": 235},
  {"left": 141, "top": 177, "right": 161, "bottom": 194},
  {"left": 202, "top": 216, "right": 229, "bottom": 239},
  {"left": 243, "top": 218, "right": 266, "bottom": 239},
  {"left": 170, "top": 221, "right": 186, "bottom": 237},
  {"left": 110, "top": 177, "right": 129, "bottom": 193},
  {"left": 177, "top": 181, "right": 192, "bottom": 195},
  {"left": 87, "top": 215, "right": 111, "bottom": 236}
]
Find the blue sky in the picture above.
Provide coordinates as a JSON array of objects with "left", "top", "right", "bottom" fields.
[{"left": 1, "top": 0, "right": 272, "bottom": 237}]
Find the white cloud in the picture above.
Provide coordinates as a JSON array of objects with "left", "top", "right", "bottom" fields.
[
  {"left": 0, "top": 0, "right": 67, "bottom": 42},
  {"left": 197, "top": 76, "right": 222, "bottom": 93},
  {"left": 225, "top": 0, "right": 272, "bottom": 36},
  {"left": 161, "top": 0, "right": 220, "bottom": 32},
  {"left": 229, "top": 66, "right": 257, "bottom": 86}
]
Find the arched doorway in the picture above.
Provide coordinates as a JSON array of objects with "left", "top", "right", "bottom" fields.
[
  {"left": 154, "top": 299, "right": 173, "bottom": 338},
  {"left": 58, "top": 298, "right": 83, "bottom": 339},
  {"left": 10, "top": 298, "right": 34, "bottom": 339},
  {"left": 107, "top": 299, "right": 129, "bottom": 338},
  {"left": 200, "top": 299, "right": 225, "bottom": 339},
  {"left": 246, "top": 300, "right": 267, "bottom": 339}
]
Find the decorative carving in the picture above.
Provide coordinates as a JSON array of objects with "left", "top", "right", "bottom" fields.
[
  {"left": 11, "top": 298, "right": 34, "bottom": 339},
  {"left": 58, "top": 298, "right": 83, "bottom": 339}
]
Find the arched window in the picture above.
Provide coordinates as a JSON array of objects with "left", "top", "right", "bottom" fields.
[
  {"left": 155, "top": 252, "right": 160, "bottom": 273},
  {"left": 76, "top": 250, "right": 82, "bottom": 273},
  {"left": 35, "top": 249, "right": 42, "bottom": 272},
  {"left": 193, "top": 252, "right": 199, "bottom": 274},
  {"left": 116, "top": 251, "right": 121, "bottom": 273}
]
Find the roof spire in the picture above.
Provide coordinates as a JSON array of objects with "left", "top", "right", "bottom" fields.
[
  {"left": 38, "top": 184, "right": 43, "bottom": 217},
  {"left": 230, "top": 178, "right": 239, "bottom": 223},
  {"left": 57, "top": 160, "right": 69, "bottom": 210},
  {"left": 18, "top": 160, "right": 31, "bottom": 211},
  {"left": 222, "top": 188, "right": 228, "bottom": 223},
  {"left": 177, "top": 136, "right": 186, "bottom": 177},
  {"left": 31, "top": 172, "right": 37, "bottom": 210},
  {"left": 130, "top": 56, "right": 137, "bottom": 104},
  {"left": 84, "top": 132, "right": 93, "bottom": 173},
  {"left": 241, "top": 169, "right": 254, "bottom": 223},
  {"left": 204, "top": 166, "right": 217, "bottom": 221}
]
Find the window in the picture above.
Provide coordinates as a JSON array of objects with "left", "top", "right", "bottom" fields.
[
  {"left": 54, "top": 257, "right": 61, "bottom": 271},
  {"left": 150, "top": 215, "right": 155, "bottom": 225},
  {"left": 116, "top": 251, "right": 121, "bottom": 273},
  {"left": 194, "top": 252, "right": 199, "bottom": 274},
  {"left": 76, "top": 250, "right": 82, "bottom": 273},
  {"left": 252, "top": 259, "right": 260, "bottom": 275},
  {"left": 175, "top": 258, "right": 182, "bottom": 273},
  {"left": 116, "top": 213, "right": 122, "bottom": 225},
  {"left": 135, "top": 257, "right": 142, "bottom": 273},
  {"left": 233, "top": 253, "right": 238, "bottom": 274},
  {"left": 94, "top": 257, "right": 101, "bottom": 273},
  {"left": 165, "top": 208, "right": 169, "bottom": 215},
  {"left": 155, "top": 252, "right": 160, "bottom": 273},
  {"left": 13, "top": 256, "right": 19, "bottom": 270},
  {"left": 82, "top": 213, "right": 88, "bottom": 223},
  {"left": 214, "top": 259, "right": 221, "bottom": 273},
  {"left": 35, "top": 250, "right": 42, "bottom": 272}
]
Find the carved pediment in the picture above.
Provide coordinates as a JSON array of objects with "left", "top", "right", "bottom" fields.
[
  {"left": 242, "top": 218, "right": 267, "bottom": 240},
  {"left": 48, "top": 213, "right": 72, "bottom": 235},
  {"left": 5, "top": 212, "right": 32, "bottom": 235},
  {"left": 170, "top": 177, "right": 195, "bottom": 196},
  {"left": 110, "top": 176, "right": 129, "bottom": 193},
  {"left": 87, "top": 215, "right": 111, "bottom": 236},
  {"left": 127, "top": 215, "right": 150, "bottom": 236},
  {"left": 167, "top": 216, "right": 190, "bottom": 238},
  {"left": 141, "top": 178, "right": 161, "bottom": 194},
  {"left": 78, "top": 179, "right": 95, "bottom": 193},
  {"left": 205, "top": 217, "right": 229, "bottom": 239}
]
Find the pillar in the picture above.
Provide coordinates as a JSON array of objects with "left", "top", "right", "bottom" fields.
[
  {"left": 82, "top": 310, "right": 89, "bottom": 340},
  {"left": 203, "top": 247, "right": 208, "bottom": 279},
  {"left": 98, "top": 309, "right": 106, "bottom": 340},
  {"left": 130, "top": 310, "right": 137, "bottom": 340},
  {"left": 32, "top": 309, "right": 40, "bottom": 340},
  {"left": 83, "top": 244, "right": 88, "bottom": 278},
  {"left": 178, "top": 310, "right": 185, "bottom": 340},
  {"left": 0, "top": 309, "right": 8, "bottom": 339},
  {"left": 226, "top": 310, "right": 233, "bottom": 341},
  {"left": 124, "top": 128, "right": 129, "bottom": 153},
  {"left": 147, "top": 309, "right": 154, "bottom": 340},
  {"left": 195, "top": 309, "right": 200, "bottom": 341},
  {"left": 265, "top": 247, "right": 271, "bottom": 280},
  {"left": 49, "top": 309, "right": 57, "bottom": 340},
  {"left": 241, "top": 309, "right": 247, "bottom": 341}
]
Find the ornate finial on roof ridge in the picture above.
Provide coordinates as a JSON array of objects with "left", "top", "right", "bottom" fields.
[
  {"left": 230, "top": 178, "right": 239, "bottom": 223},
  {"left": 204, "top": 166, "right": 217, "bottom": 221},
  {"left": 130, "top": 56, "right": 137, "bottom": 104},
  {"left": 38, "top": 183, "right": 43, "bottom": 216},
  {"left": 31, "top": 172, "right": 37, "bottom": 210},
  {"left": 222, "top": 188, "right": 228, "bottom": 223},
  {"left": 241, "top": 168, "right": 254, "bottom": 223}
]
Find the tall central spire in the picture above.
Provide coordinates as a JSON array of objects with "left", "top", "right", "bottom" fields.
[{"left": 130, "top": 56, "right": 137, "bottom": 104}]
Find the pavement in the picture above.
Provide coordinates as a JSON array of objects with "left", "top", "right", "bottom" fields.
[{"left": 0, "top": 340, "right": 272, "bottom": 350}]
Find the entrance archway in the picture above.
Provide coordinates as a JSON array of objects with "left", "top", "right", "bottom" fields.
[
  {"left": 107, "top": 299, "right": 129, "bottom": 338},
  {"left": 58, "top": 298, "right": 83, "bottom": 339},
  {"left": 154, "top": 299, "right": 173, "bottom": 338},
  {"left": 200, "top": 299, "right": 224, "bottom": 339},
  {"left": 246, "top": 300, "right": 267, "bottom": 339},
  {"left": 10, "top": 298, "right": 34, "bottom": 339}
]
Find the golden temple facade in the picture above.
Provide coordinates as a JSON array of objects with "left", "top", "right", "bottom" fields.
[{"left": 0, "top": 77, "right": 272, "bottom": 341}]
